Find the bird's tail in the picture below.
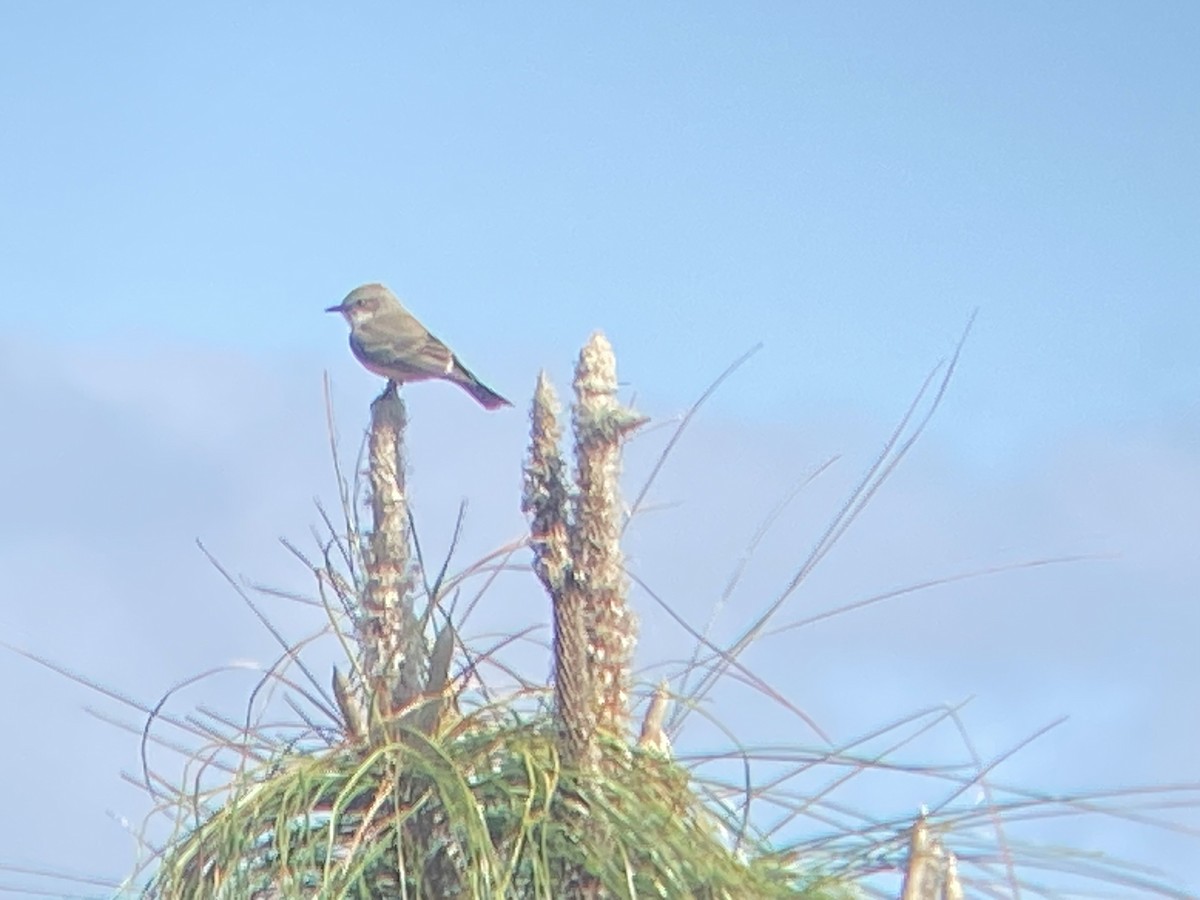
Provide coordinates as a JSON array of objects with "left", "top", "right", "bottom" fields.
[{"left": 453, "top": 360, "right": 512, "bottom": 411}]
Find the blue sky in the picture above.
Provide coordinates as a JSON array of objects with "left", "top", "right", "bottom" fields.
[{"left": 1, "top": 3, "right": 1197, "bottom": 896}]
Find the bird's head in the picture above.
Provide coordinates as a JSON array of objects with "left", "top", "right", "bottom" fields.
[{"left": 325, "top": 283, "right": 396, "bottom": 325}]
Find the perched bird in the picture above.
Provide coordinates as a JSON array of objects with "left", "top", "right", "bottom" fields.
[{"left": 326, "top": 283, "right": 511, "bottom": 410}]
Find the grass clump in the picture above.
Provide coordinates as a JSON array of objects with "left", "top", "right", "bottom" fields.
[{"left": 145, "top": 720, "right": 847, "bottom": 899}]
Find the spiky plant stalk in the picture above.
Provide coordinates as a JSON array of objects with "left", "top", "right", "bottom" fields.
[
  {"left": 570, "top": 332, "right": 645, "bottom": 740},
  {"left": 522, "top": 371, "right": 596, "bottom": 771},
  {"left": 518, "top": 336, "right": 648, "bottom": 899},
  {"left": 361, "top": 384, "right": 425, "bottom": 718}
]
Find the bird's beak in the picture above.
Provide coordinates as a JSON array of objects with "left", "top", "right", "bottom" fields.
[{"left": 325, "top": 303, "right": 346, "bottom": 314}]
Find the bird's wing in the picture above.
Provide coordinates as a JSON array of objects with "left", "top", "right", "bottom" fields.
[{"left": 351, "top": 313, "right": 455, "bottom": 380}]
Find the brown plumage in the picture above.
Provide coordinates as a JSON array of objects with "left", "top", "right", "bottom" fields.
[{"left": 326, "top": 283, "right": 511, "bottom": 410}]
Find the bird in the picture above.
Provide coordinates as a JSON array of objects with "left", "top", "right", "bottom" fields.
[{"left": 326, "top": 283, "right": 512, "bottom": 410}]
